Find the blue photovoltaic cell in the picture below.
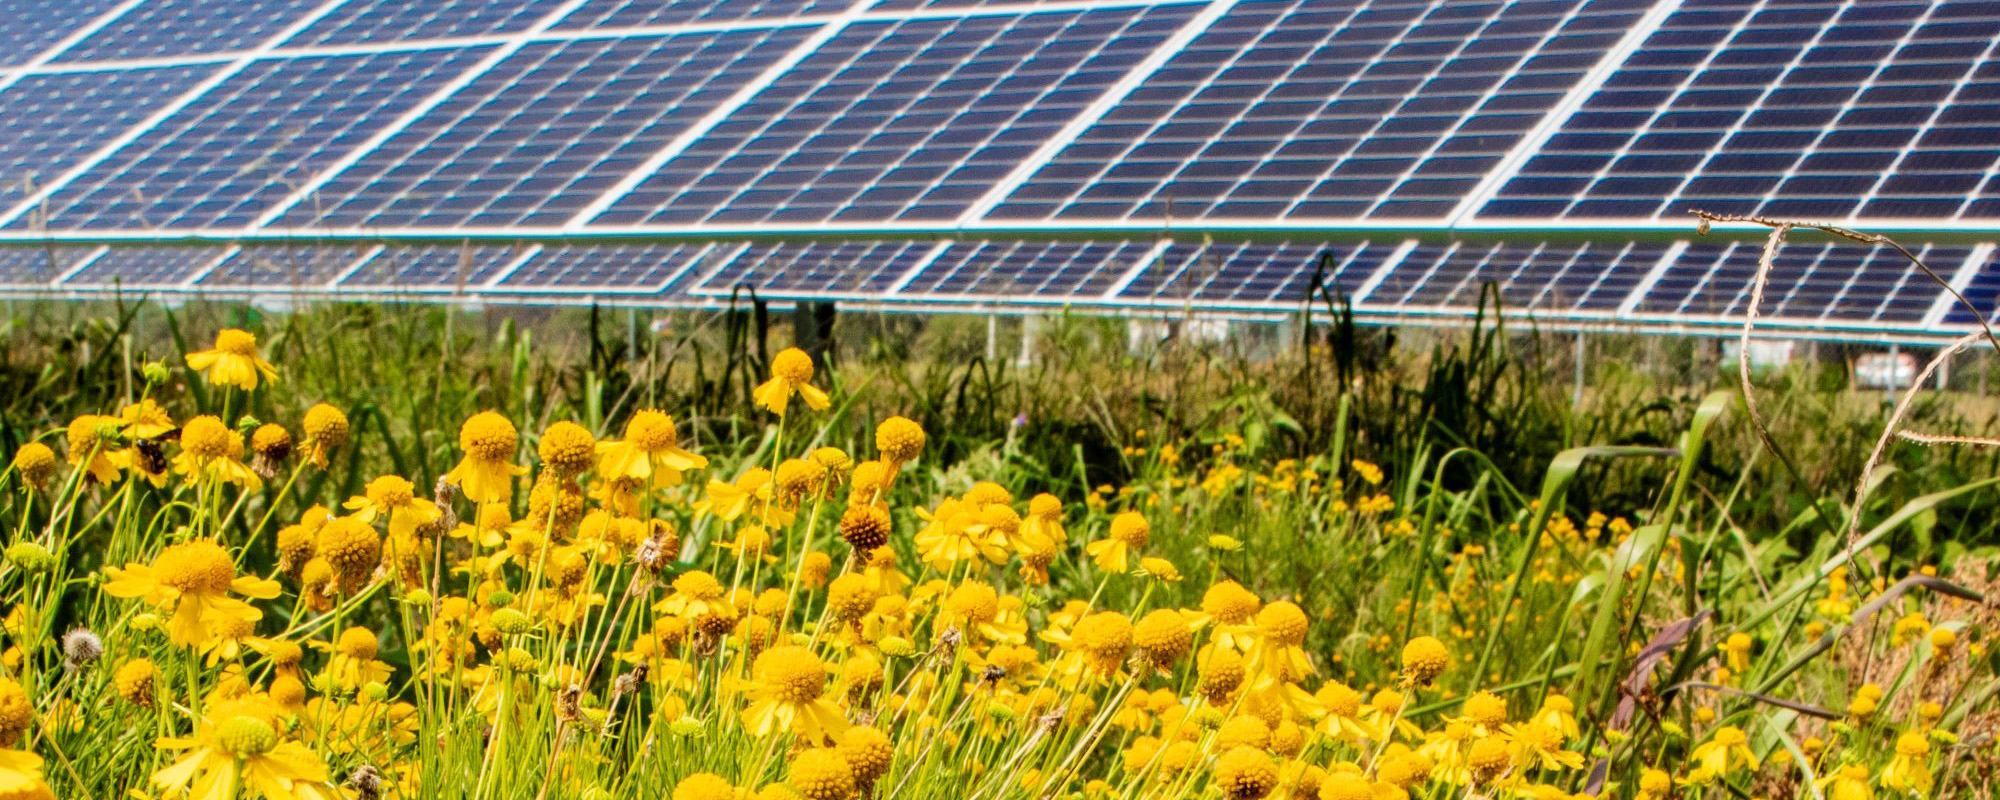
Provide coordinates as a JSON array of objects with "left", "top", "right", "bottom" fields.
[
  {"left": 195, "top": 244, "right": 370, "bottom": 287},
  {"left": 1946, "top": 248, "right": 2000, "bottom": 324},
  {"left": 905, "top": 240, "right": 1153, "bottom": 297},
  {"left": 62, "top": 246, "right": 225, "bottom": 287},
  {"left": 496, "top": 243, "right": 715, "bottom": 290},
  {"left": 18, "top": 47, "right": 492, "bottom": 230},
  {"left": 0, "top": 65, "right": 216, "bottom": 211},
  {"left": 1366, "top": 240, "right": 1661, "bottom": 310},
  {"left": 1125, "top": 241, "right": 1394, "bottom": 303},
  {"left": 54, "top": 0, "right": 324, "bottom": 62},
  {"left": 281, "top": 28, "right": 811, "bottom": 228},
  {"left": 869, "top": 0, "right": 1038, "bottom": 8},
  {"left": 1637, "top": 241, "right": 1969, "bottom": 322},
  {"left": 1484, "top": 0, "right": 2000, "bottom": 220},
  {"left": 0, "top": 0, "right": 120, "bottom": 67},
  {"left": 990, "top": 0, "right": 1647, "bottom": 222},
  {"left": 591, "top": 4, "right": 1198, "bottom": 225},
  {"left": 341, "top": 245, "right": 526, "bottom": 287},
  {"left": 552, "top": 0, "right": 847, "bottom": 29},
  {"left": 283, "top": 0, "right": 565, "bottom": 46},
  {"left": 697, "top": 241, "right": 931, "bottom": 296},
  {"left": 0, "top": 246, "right": 96, "bottom": 287}
]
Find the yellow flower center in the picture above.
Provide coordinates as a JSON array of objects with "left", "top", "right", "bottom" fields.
[
  {"left": 538, "top": 421, "right": 597, "bottom": 472},
  {"left": 180, "top": 416, "right": 235, "bottom": 460},
  {"left": 215, "top": 714, "right": 277, "bottom": 757},
  {"left": 1462, "top": 691, "right": 1508, "bottom": 729},
  {"left": 303, "top": 403, "right": 349, "bottom": 444},
  {"left": 1255, "top": 601, "right": 1308, "bottom": 646},
  {"left": 366, "top": 475, "right": 415, "bottom": 507},
  {"left": 770, "top": 347, "right": 814, "bottom": 385},
  {"left": 1201, "top": 581, "right": 1260, "bottom": 624},
  {"left": 337, "top": 626, "right": 379, "bottom": 660},
  {"left": 155, "top": 540, "right": 237, "bottom": 596},
  {"left": 945, "top": 581, "right": 999, "bottom": 623},
  {"left": 753, "top": 645, "right": 827, "bottom": 703},
  {"left": 874, "top": 416, "right": 926, "bottom": 463},
  {"left": 1109, "top": 512, "right": 1150, "bottom": 548},
  {"left": 673, "top": 570, "right": 723, "bottom": 601},
  {"left": 214, "top": 329, "right": 258, "bottom": 357},
  {"left": 624, "top": 411, "right": 678, "bottom": 452},
  {"left": 459, "top": 411, "right": 519, "bottom": 461}
]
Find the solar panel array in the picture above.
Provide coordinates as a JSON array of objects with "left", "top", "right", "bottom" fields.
[{"left": 0, "top": 0, "right": 1997, "bottom": 342}]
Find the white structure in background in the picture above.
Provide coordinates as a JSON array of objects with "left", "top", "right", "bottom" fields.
[
  {"left": 1854, "top": 350, "right": 1919, "bottom": 389},
  {"left": 1127, "top": 317, "right": 1231, "bottom": 352},
  {"left": 1720, "top": 339, "right": 1797, "bottom": 375}
]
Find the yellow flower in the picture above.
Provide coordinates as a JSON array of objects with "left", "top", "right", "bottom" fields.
[
  {"left": 1815, "top": 763, "right": 1872, "bottom": 800},
  {"left": 914, "top": 497, "right": 1007, "bottom": 570},
  {"left": 788, "top": 747, "right": 853, "bottom": 800},
  {"left": 596, "top": 410, "right": 706, "bottom": 489},
  {"left": 344, "top": 475, "right": 441, "bottom": 539},
  {"left": 1086, "top": 511, "right": 1148, "bottom": 572},
  {"left": 445, "top": 411, "right": 526, "bottom": 504},
  {"left": 1685, "top": 725, "right": 1757, "bottom": 783},
  {"left": 1881, "top": 730, "right": 1931, "bottom": 795},
  {"left": 103, "top": 540, "right": 281, "bottom": 647},
  {"left": 0, "top": 748, "right": 51, "bottom": 800},
  {"left": 874, "top": 416, "right": 925, "bottom": 465},
  {"left": 740, "top": 646, "right": 849, "bottom": 743},
  {"left": 1247, "top": 601, "right": 1312, "bottom": 680},
  {"left": 755, "top": 347, "right": 830, "bottom": 416},
  {"left": 1305, "top": 680, "right": 1377, "bottom": 743},
  {"left": 1214, "top": 746, "right": 1277, "bottom": 800},
  {"left": 65, "top": 415, "right": 120, "bottom": 485},
  {"left": 1399, "top": 635, "right": 1450, "bottom": 686},
  {"left": 674, "top": 774, "right": 736, "bottom": 800},
  {"left": 151, "top": 697, "right": 339, "bottom": 800},
  {"left": 173, "top": 415, "right": 263, "bottom": 491},
  {"left": 1503, "top": 720, "right": 1583, "bottom": 771},
  {"left": 534, "top": 420, "right": 596, "bottom": 478},
  {"left": 299, "top": 403, "right": 348, "bottom": 469},
  {"left": 8, "top": 444, "right": 55, "bottom": 492},
  {"left": 184, "top": 328, "right": 278, "bottom": 390},
  {"left": 1132, "top": 608, "right": 1203, "bottom": 671}
]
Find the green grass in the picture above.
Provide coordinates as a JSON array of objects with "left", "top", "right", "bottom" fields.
[{"left": 0, "top": 299, "right": 1990, "bottom": 800}]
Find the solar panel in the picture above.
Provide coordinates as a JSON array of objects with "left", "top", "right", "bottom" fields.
[
  {"left": 0, "top": 66, "right": 217, "bottom": 213},
  {"left": 15, "top": 47, "right": 493, "bottom": 230},
  {"left": 985, "top": 0, "right": 1649, "bottom": 222},
  {"left": 1481, "top": 0, "right": 2000, "bottom": 220},
  {"left": 588, "top": 4, "right": 1199, "bottom": 224},
  {"left": 1633, "top": 240, "right": 1972, "bottom": 323},
  {"left": 0, "top": 245, "right": 96, "bottom": 288},
  {"left": 490, "top": 242, "right": 724, "bottom": 293},
  {"left": 1127, "top": 240, "right": 1400, "bottom": 305},
  {"left": 195, "top": 243, "right": 372, "bottom": 288},
  {"left": 904, "top": 240, "right": 1159, "bottom": 298},
  {"left": 283, "top": 0, "right": 568, "bottom": 47},
  {"left": 0, "top": 0, "right": 122, "bottom": 68},
  {"left": 1363, "top": 239, "right": 1660, "bottom": 311},
  {"left": 275, "top": 27, "right": 812, "bottom": 228},
  {"left": 0, "top": 0, "right": 1994, "bottom": 343},
  {"left": 53, "top": 0, "right": 328, "bottom": 63},
  {"left": 339, "top": 244, "right": 530, "bottom": 289},
  {"left": 63, "top": 246, "right": 226, "bottom": 288},
  {"left": 551, "top": 0, "right": 850, "bottom": 29},
  {"left": 693, "top": 240, "right": 939, "bottom": 297}
]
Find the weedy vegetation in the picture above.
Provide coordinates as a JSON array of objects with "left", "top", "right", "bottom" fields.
[{"left": 0, "top": 241, "right": 1993, "bottom": 800}]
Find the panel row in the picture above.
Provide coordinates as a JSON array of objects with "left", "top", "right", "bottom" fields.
[
  {"left": 11, "top": 0, "right": 2000, "bottom": 236},
  {"left": 2, "top": 237, "right": 1991, "bottom": 327}
]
